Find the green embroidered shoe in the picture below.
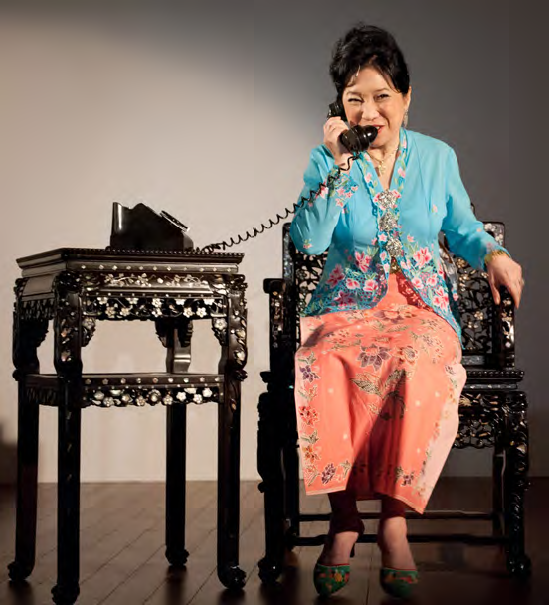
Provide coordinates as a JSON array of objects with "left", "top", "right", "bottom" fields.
[
  {"left": 379, "top": 567, "right": 419, "bottom": 599},
  {"left": 313, "top": 562, "right": 351, "bottom": 596}
]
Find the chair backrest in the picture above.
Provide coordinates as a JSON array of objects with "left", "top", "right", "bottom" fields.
[{"left": 282, "top": 222, "right": 507, "bottom": 368}]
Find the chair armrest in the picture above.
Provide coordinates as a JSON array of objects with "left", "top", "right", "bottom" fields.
[{"left": 492, "top": 285, "right": 516, "bottom": 369}]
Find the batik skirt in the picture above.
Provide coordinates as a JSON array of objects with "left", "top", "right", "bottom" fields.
[{"left": 294, "top": 271, "right": 466, "bottom": 513}]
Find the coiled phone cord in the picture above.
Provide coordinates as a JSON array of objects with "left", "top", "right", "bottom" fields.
[{"left": 199, "top": 152, "right": 359, "bottom": 254}]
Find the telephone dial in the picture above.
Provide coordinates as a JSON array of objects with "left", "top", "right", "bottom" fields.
[{"left": 108, "top": 104, "right": 378, "bottom": 253}]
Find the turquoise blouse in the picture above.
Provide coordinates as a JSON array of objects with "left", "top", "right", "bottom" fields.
[{"left": 289, "top": 128, "right": 508, "bottom": 339}]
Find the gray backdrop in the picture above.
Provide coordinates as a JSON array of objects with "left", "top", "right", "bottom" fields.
[{"left": 0, "top": 1, "right": 543, "bottom": 480}]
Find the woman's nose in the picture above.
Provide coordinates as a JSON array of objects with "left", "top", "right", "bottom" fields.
[{"left": 360, "top": 101, "right": 380, "bottom": 122}]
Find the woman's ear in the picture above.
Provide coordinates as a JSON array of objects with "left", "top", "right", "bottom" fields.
[{"left": 405, "top": 86, "right": 412, "bottom": 111}]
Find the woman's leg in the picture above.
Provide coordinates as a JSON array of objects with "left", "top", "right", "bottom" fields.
[
  {"left": 377, "top": 496, "right": 416, "bottom": 570},
  {"left": 318, "top": 490, "right": 363, "bottom": 565}
]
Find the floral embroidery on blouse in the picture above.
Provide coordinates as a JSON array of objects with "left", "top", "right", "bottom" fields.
[{"left": 291, "top": 128, "right": 510, "bottom": 339}]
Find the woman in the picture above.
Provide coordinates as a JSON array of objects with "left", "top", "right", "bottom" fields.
[{"left": 290, "top": 24, "right": 523, "bottom": 599}]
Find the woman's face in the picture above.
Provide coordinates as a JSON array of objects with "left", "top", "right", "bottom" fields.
[{"left": 342, "top": 65, "right": 411, "bottom": 150}]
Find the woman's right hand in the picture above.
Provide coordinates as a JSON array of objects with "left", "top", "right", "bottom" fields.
[{"left": 323, "top": 117, "right": 354, "bottom": 171}]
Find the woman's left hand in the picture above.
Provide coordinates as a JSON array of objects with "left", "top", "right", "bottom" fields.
[{"left": 486, "top": 254, "right": 524, "bottom": 308}]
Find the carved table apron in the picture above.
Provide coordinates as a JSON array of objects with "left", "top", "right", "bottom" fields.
[{"left": 8, "top": 248, "right": 248, "bottom": 603}]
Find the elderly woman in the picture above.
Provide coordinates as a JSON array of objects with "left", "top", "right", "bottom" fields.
[{"left": 290, "top": 24, "right": 523, "bottom": 598}]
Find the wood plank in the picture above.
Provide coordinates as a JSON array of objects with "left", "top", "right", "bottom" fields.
[
  {"left": 0, "top": 483, "right": 167, "bottom": 603},
  {"left": 141, "top": 481, "right": 259, "bottom": 605},
  {"left": 0, "top": 482, "right": 124, "bottom": 567},
  {"left": 87, "top": 481, "right": 216, "bottom": 605},
  {"left": 0, "top": 478, "right": 543, "bottom": 605},
  {"left": 177, "top": 481, "right": 264, "bottom": 605}
]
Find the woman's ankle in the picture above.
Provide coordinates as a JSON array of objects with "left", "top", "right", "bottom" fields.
[
  {"left": 319, "top": 529, "right": 361, "bottom": 565},
  {"left": 377, "top": 517, "right": 416, "bottom": 570},
  {"left": 377, "top": 515, "right": 407, "bottom": 544}
]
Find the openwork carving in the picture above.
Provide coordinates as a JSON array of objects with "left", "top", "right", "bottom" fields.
[
  {"left": 19, "top": 299, "right": 55, "bottom": 323},
  {"left": 103, "top": 272, "right": 212, "bottom": 289},
  {"left": 454, "top": 392, "right": 507, "bottom": 449},
  {"left": 494, "top": 290, "right": 516, "bottom": 368},
  {"left": 264, "top": 279, "right": 285, "bottom": 354},
  {"left": 85, "top": 384, "right": 220, "bottom": 408},
  {"left": 295, "top": 256, "right": 325, "bottom": 321},
  {"left": 505, "top": 391, "right": 530, "bottom": 575},
  {"left": 25, "top": 380, "right": 221, "bottom": 408},
  {"left": 83, "top": 294, "right": 224, "bottom": 321},
  {"left": 53, "top": 272, "right": 83, "bottom": 369},
  {"left": 226, "top": 275, "right": 248, "bottom": 374},
  {"left": 82, "top": 316, "right": 96, "bottom": 347},
  {"left": 211, "top": 317, "right": 228, "bottom": 346}
]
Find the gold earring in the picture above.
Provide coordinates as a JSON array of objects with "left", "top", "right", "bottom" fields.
[{"left": 403, "top": 110, "right": 409, "bottom": 128}]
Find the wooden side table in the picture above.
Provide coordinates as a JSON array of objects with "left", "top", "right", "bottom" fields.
[{"left": 8, "top": 248, "right": 248, "bottom": 604}]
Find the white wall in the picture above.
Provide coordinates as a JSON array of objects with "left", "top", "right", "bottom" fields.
[{"left": 0, "top": 2, "right": 541, "bottom": 483}]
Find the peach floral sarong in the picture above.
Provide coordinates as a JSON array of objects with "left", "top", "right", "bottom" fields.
[{"left": 294, "top": 271, "right": 466, "bottom": 513}]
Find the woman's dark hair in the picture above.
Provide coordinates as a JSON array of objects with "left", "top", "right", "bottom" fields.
[{"left": 329, "top": 24, "right": 410, "bottom": 99}]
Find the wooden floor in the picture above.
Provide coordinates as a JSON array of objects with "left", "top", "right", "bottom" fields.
[{"left": 0, "top": 478, "right": 546, "bottom": 605}]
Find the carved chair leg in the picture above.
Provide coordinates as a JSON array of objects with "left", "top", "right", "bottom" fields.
[
  {"left": 52, "top": 391, "right": 82, "bottom": 605},
  {"left": 8, "top": 383, "right": 40, "bottom": 583},
  {"left": 503, "top": 392, "right": 531, "bottom": 578},
  {"left": 283, "top": 390, "right": 301, "bottom": 543},
  {"left": 257, "top": 391, "right": 286, "bottom": 583},
  {"left": 165, "top": 404, "right": 189, "bottom": 567},
  {"left": 492, "top": 443, "right": 505, "bottom": 537}
]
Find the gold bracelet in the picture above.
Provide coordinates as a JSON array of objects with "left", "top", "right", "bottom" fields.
[{"left": 484, "top": 249, "right": 509, "bottom": 265}]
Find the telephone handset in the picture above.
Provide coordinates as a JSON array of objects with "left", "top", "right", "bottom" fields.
[
  {"left": 196, "top": 104, "right": 378, "bottom": 253},
  {"left": 327, "top": 101, "right": 378, "bottom": 154}
]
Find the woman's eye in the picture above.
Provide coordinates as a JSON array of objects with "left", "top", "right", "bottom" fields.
[
  {"left": 349, "top": 98, "right": 361, "bottom": 102},
  {"left": 377, "top": 94, "right": 389, "bottom": 100}
]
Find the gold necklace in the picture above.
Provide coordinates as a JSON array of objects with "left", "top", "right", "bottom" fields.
[{"left": 367, "top": 144, "right": 400, "bottom": 176}]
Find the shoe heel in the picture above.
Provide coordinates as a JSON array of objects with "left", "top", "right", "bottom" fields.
[{"left": 350, "top": 545, "right": 356, "bottom": 558}]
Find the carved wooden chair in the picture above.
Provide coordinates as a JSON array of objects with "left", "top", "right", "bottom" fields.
[{"left": 256, "top": 222, "right": 530, "bottom": 583}]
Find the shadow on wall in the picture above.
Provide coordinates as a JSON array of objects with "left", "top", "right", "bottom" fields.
[{"left": 0, "top": 423, "right": 17, "bottom": 485}]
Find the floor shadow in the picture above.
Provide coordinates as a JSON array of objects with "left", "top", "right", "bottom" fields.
[{"left": 6, "top": 581, "right": 36, "bottom": 605}]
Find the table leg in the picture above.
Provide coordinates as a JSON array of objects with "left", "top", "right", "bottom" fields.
[
  {"left": 52, "top": 389, "right": 82, "bottom": 605},
  {"left": 165, "top": 404, "right": 189, "bottom": 567},
  {"left": 9, "top": 309, "right": 48, "bottom": 583},
  {"left": 51, "top": 273, "right": 83, "bottom": 603},
  {"left": 8, "top": 382, "right": 40, "bottom": 583},
  {"left": 217, "top": 377, "right": 246, "bottom": 589}
]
